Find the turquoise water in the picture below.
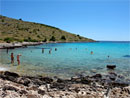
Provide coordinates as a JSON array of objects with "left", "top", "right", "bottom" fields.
[{"left": 0, "top": 41, "right": 130, "bottom": 78}]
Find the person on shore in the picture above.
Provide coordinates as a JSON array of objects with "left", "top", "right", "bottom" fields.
[
  {"left": 17, "top": 54, "right": 21, "bottom": 65},
  {"left": 91, "top": 51, "right": 93, "bottom": 55},
  {"left": 11, "top": 53, "right": 14, "bottom": 64},
  {"left": 42, "top": 48, "right": 44, "bottom": 53}
]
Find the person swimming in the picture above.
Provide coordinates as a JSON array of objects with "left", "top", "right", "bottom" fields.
[
  {"left": 17, "top": 54, "right": 21, "bottom": 65},
  {"left": 11, "top": 53, "right": 14, "bottom": 64}
]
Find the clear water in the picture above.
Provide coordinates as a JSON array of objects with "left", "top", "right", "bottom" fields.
[{"left": 0, "top": 41, "right": 130, "bottom": 79}]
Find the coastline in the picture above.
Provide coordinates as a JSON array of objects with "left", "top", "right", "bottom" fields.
[
  {"left": 0, "top": 41, "right": 97, "bottom": 49},
  {"left": 1, "top": 40, "right": 129, "bottom": 49},
  {"left": 0, "top": 42, "right": 43, "bottom": 49},
  {"left": 0, "top": 71, "right": 130, "bottom": 98}
]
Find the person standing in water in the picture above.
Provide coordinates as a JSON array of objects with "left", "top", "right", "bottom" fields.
[
  {"left": 55, "top": 48, "right": 57, "bottom": 51},
  {"left": 49, "top": 49, "right": 51, "bottom": 54},
  {"left": 91, "top": 51, "right": 93, "bottom": 55},
  {"left": 7, "top": 48, "right": 9, "bottom": 54},
  {"left": 17, "top": 54, "right": 21, "bottom": 65},
  {"left": 42, "top": 48, "right": 44, "bottom": 53},
  {"left": 11, "top": 53, "right": 14, "bottom": 64}
]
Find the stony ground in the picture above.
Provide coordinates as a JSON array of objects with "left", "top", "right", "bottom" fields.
[{"left": 0, "top": 71, "right": 130, "bottom": 98}]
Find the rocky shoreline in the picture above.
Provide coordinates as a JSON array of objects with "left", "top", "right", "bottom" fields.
[
  {"left": 0, "top": 41, "right": 97, "bottom": 49},
  {"left": 0, "top": 42, "right": 43, "bottom": 49},
  {"left": 0, "top": 71, "right": 130, "bottom": 98}
]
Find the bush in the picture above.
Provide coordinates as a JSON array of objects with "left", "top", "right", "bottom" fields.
[
  {"left": 37, "top": 35, "right": 41, "bottom": 38},
  {"left": 31, "top": 39, "right": 38, "bottom": 42},
  {"left": 77, "top": 34, "right": 80, "bottom": 37},
  {"left": 61, "top": 35, "right": 66, "bottom": 40},
  {"left": 43, "top": 38, "right": 47, "bottom": 42},
  {"left": 24, "top": 37, "right": 38, "bottom": 42},
  {"left": 4, "top": 37, "right": 14, "bottom": 43},
  {"left": 33, "top": 29, "right": 39, "bottom": 33},
  {"left": 77, "top": 34, "right": 82, "bottom": 39},
  {"left": 19, "top": 18, "right": 22, "bottom": 21},
  {"left": 50, "top": 36, "right": 56, "bottom": 41},
  {"left": 18, "top": 39, "right": 24, "bottom": 42},
  {"left": 1, "top": 19, "right": 4, "bottom": 22}
]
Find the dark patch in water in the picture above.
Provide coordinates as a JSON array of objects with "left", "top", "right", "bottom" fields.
[
  {"left": 123, "top": 55, "right": 130, "bottom": 58},
  {"left": 95, "top": 67, "right": 104, "bottom": 70}
]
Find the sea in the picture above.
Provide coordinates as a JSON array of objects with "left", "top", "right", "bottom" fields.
[{"left": 0, "top": 41, "right": 130, "bottom": 79}]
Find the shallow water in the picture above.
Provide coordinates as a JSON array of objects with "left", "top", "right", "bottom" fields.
[{"left": 0, "top": 41, "right": 130, "bottom": 78}]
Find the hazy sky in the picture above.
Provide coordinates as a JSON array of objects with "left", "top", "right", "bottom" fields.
[{"left": 0, "top": 0, "right": 129, "bottom": 41}]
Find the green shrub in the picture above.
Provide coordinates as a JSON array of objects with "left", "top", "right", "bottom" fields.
[
  {"left": 37, "top": 35, "right": 41, "bottom": 38},
  {"left": 61, "top": 35, "right": 66, "bottom": 40},
  {"left": 24, "top": 37, "right": 38, "bottom": 42},
  {"left": 43, "top": 38, "right": 47, "bottom": 42},
  {"left": 31, "top": 39, "right": 38, "bottom": 42},
  {"left": 19, "top": 18, "right": 22, "bottom": 21},
  {"left": 18, "top": 39, "right": 24, "bottom": 42},
  {"left": 4, "top": 37, "right": 14, "bottom": 43},
  {"left": 1, "top": 19, "right": 4, "bottom": 22},
  {"left": 77, "top": 34, "right": 82, "bottom": 39},
  {"left": 1, "top": 32, "right": 5, "bottom": 34},
  {"left": 50, "top": 36, "right": 56, "bottom": 41},
  {"left": 18, "top": 27, "right": 29, "bottom": 31},
  {"left": 52, "top": 31, "right": 55, "bottom": 34},
  {"left": 33, "top": 29, "right": 39, "bottom": 33}
]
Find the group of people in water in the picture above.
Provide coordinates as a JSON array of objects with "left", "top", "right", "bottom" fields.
[
  {"left": 42, "top": 47, "right": 94, "bottom": 55},
  {"left": 42, "top": 48, "right": 57, "bottom": 54},
  {"left": 11, "top": 53, "right": 21, "bottom": 65},
  {"left": 9, "top": 47, "right": 95, "bottom": 65}
]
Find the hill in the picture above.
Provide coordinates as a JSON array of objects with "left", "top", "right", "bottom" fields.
[{"left": 0, "top": 15, "right": 95, "bottom": 43}]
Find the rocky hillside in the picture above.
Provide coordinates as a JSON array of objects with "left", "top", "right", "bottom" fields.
[{"left": 0, "top": 15, "right": 95, "bottom": 43}]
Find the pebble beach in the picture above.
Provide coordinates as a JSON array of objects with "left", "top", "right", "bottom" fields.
[{"left": 0, "top": 71, "right": 130, "bottom": 98}]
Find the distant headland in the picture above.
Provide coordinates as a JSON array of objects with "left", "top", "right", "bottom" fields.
[{"left": 0, "top": 15, "right": 95, "bottom": 43}]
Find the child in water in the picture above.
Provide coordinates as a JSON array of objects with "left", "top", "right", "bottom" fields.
[{"left": 17, "top": 54, "right": 22, "bottom": 65}]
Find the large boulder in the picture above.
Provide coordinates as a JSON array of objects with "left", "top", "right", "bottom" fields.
[
  {"left": 0, "top": 71, "right": 19, "bottom": 82},
  {"left": 107, "top": 65, "right": 116, "bottom": 70},
  {"left": 40, "top": 77, "right": 53, "bottom": 83}
]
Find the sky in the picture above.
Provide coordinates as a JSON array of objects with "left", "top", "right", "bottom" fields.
[{"left": 0, "top": 0, "right": 129, "bottom": 41}]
